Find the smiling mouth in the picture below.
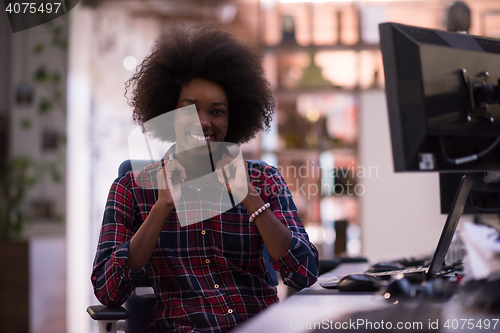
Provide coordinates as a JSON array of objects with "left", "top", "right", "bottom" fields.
[{"left": 189, "top": 132, "right": 214, "bottom": 142}]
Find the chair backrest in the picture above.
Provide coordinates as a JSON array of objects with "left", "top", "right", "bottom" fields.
[{"left": 118, "top": 159, "right": 279, "bottom": 287}]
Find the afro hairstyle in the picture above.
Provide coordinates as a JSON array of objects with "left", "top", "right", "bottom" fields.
[{"left": 125, "top": 25, "right": 275, "bottom": 144}]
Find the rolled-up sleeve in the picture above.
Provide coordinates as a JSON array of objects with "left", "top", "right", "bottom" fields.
[
  {"left": 259, "top": 166, "right": 319, "bottom": 289},
  {"left": 272, "top": 231, "right": 319, "bottom": 289},
  {"left": 91, "top": 175, "right": 148, "bottom": 306}
]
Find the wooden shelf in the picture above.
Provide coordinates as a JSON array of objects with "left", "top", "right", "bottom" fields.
[
  {"left": 262, "top": 42, "right": 380, "bottom": 55},
  {"left": 272, "top": 148, "right": 356, "bottom": 156},
  {"left": 273, "top": 87, "right": 384, "bottom": 100}
]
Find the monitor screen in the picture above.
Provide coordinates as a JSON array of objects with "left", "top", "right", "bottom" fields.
[{"left": 379, "top": 22, "right": 500, "bottom": 172}]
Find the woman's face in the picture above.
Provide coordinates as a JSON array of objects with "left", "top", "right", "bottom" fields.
[{"left": 174, "top": 78, "right": 229, "bottom": 154}]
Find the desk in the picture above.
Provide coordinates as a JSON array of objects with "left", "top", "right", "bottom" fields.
[
  {"left": 232, "top": 263, "right": 499, "bottom": 333},
  {"left": 232, "top": 263, "right": 387, "bottom": 333}
]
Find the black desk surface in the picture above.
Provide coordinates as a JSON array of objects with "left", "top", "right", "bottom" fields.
[{"left": 232, "top": 263, "right": 499, "bottom": 333}]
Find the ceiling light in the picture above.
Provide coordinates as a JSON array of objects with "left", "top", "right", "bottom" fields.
[{"left": 123, "top": 56, "right": 137, "bottom": 71}]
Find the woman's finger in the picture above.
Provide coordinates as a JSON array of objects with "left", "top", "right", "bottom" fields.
[
  {"left": 217, "top": 168, "right": 223, "bottom": 184},
  {"left": 217, "top": 157, "right": 231, "bottom": 183},
  {"left": 165, "top": 159, "right": 186, "bottom": 183},
  {"left": 215, "top": 160, "right": 223, "bottom": 183},
  {"left": 166, "top": 171, "right": 174, "bottom": 191},
  {"left": 224, "top": 164, "right": 231, "bottom": 179},
  {"left": 158, "top": 159, "right": 168, "bottom": 189}
]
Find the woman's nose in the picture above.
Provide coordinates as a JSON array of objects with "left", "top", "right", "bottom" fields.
[{"left": 198, "top": 111, "right": 211, "bottom": 128}]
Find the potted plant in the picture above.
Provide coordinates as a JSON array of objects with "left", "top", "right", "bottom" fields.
[
  {"left": 0, "top": 155, "right": 37, "bottom": 333},
  {"left": 0, "top": 156, "right": 37, "bottom": 240}
]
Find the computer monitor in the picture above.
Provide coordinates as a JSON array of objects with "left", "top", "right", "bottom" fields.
[{"left": 379, "top": 22, "right": 500, "bottom": 173}]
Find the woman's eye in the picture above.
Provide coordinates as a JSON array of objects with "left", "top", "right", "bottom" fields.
[{"left": 212, "top": 109, "right": 226, "bottom": 115}]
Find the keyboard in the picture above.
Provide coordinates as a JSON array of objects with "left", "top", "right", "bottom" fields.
[
  {"left": 367, "top": 267, "right": 428, "bottom": 278},
  {"left": 320, "top": 259, "right": 430, "bottom": 289}
]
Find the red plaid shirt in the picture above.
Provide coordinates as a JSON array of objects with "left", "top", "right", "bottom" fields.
[{"left": 91, "top": 161, "right": 318, "bottom": 332}]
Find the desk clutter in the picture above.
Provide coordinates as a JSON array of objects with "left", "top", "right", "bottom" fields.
[
  {"left": 460, "top": 221, "right": 500, "bottom": 313},
  {"left": 461, "top": 221, "right": 500, "bottom": 281},
  {"left": 311, "top": 277, "right": 500, "bottom": 333},
  {"left": 318, "top": 220, "right": 500, "bottom": 326},
  {"left": 320, "top": 255, "right": 499, "bottom": 309},
  {"left": 312, "top": 261, "right": 499, "bottom": 333}
]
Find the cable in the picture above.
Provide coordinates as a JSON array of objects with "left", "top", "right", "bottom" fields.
[
  {"left": 439, "top": 135, "right": 500, "bottom": 165},
  {"left": 467, "top": 195, "right": 500, "bottom": 213}
]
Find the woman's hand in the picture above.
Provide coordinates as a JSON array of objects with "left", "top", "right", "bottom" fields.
[
  {"left": 129, "top": 158, "right": 183, "bottom": 271},
  {"left": 216, "top": 152, "right": 250, "bottom": 202},
  {"left": 157, "top": 158, "right": 186, "bottom": 208}
]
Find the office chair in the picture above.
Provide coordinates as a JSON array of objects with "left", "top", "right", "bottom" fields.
[{"left": 87, "top": 159, "right": 279, "bottom": 333}]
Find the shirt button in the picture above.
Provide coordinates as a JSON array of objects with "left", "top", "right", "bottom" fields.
[
  {"left": 228, "top": 309, "right": 233, "bottom": 314},
  {"left": 205, "top": 259, "right": 210, "bottom": 264},
  {"left": 201, "top": 230, "right": 206, "bottom": 235},
  {"left": 214, "top": 284, "right": 219, "bottom": 289}
]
